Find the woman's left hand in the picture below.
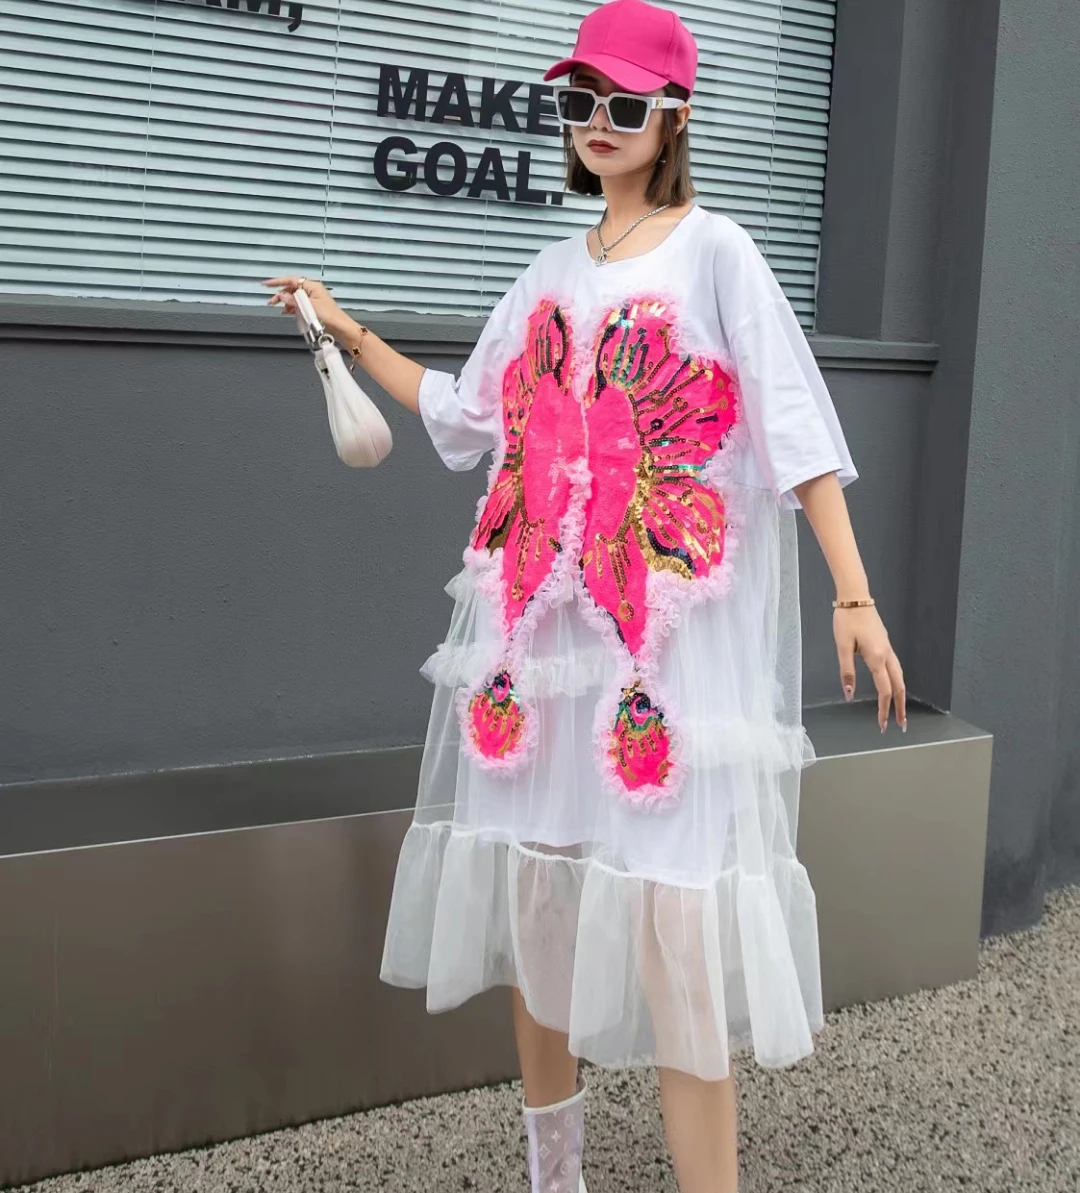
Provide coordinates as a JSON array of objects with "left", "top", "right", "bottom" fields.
[{"left": 834, "top": 606, "right": 907, "bottom": 733}]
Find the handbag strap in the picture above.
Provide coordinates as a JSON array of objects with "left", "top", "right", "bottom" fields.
[{"left": 294, "top": 286, "right": 335, "bottom": 352}]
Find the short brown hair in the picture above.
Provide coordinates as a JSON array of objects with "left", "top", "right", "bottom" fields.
[{"left": 562, "top": 83, "right": 696, "bottom": 207}]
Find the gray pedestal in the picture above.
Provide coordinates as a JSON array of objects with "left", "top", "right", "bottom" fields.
[{"left": 0, "top": 703, "right": 991, "bottom": 1188}]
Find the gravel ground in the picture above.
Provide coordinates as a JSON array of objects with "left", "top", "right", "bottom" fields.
[{"left": 13, "top": 883, "right": 1079, "bottom": 1193}]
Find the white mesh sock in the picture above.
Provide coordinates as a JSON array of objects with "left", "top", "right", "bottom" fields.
[{"left": 522, "top": 1076, "right": 588, "bottom": 1193}]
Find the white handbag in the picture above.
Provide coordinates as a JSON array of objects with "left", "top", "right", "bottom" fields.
[{"left": 293, "top": 287, "right": 393, "bottom": 468}]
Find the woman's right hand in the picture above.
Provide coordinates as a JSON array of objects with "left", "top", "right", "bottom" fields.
[
  {"left": 262, "top": 273, "right": 425, "bottom": 415},
  {"left": 261, "top": 275, "right": 356, "bottom": 344}
]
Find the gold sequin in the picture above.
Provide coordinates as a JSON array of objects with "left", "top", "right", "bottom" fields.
[{"left": 581, "top": 310, "right": 734, "bottom": 617}]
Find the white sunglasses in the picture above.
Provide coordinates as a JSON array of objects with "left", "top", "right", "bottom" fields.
[{"left": 552, "top": 85, "right": 686, "bottom": 134}]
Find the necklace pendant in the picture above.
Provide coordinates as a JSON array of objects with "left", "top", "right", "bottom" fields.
[{"left": 592, "top": 202, "right": 671, "bottom": 268}]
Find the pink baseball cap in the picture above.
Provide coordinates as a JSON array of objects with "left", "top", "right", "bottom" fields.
[{"left": 544, "top": 0, "right": 698, "bottom": 96}]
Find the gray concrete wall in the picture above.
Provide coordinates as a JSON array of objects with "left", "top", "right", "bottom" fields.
[
  {"left": 1, "top": 329, "right": 466, "bottom": 782},
  {"left": 816, "top": 0, "right": 1080, "bottom": 936},
  {"left": 909, "top": 0, "right": 1002, "bottom": 715},
  {"left": 1050, "top": 501, "right": 1080, "bottom": 888},
  {"left": 949, "top": 0, "right": 1080, "bottom": 932},
  {"left": 2, "top": 0, "right": 1078, "bottom": 943},
  {"left": 0, "top": 312, "right": 930, "bottom": 784},
  {"left": 820, "top": 0, "right": 988, "bottom": 712}
]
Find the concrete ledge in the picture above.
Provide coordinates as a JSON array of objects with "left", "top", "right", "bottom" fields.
[
  {"left": 800, "top": 702, "right": 992, "bottom": 1010},
  {"left": 0, "top": 744, "right": 424, "bottom": 859},
  {"left": 0, "top": 296, "right": 940, "bottom": 371},
  {"left": 0, "top": 702, "right": 990, "bottom": 1187},
  {"left": 0, "top": 806, "right": 514, "bottom": 1190}
]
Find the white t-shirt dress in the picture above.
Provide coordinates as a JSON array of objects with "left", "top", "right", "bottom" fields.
[{"left": 380, "top": 204, "right": 857, "bottom": 1081}]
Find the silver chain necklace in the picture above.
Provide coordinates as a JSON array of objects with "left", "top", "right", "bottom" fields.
[{"left": 593, "top": 204, "right": 671, "bottom": 265}]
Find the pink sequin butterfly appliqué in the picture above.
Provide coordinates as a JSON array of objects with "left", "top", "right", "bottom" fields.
[
  {"left": 461, "top": 297, "right": 739, "bottom": 805},
  {"left": 580, "top": 300, "right": 739, "bottom": 803},
  {"left": 461, "top": 300, "right": 585, "bottom": 769}
]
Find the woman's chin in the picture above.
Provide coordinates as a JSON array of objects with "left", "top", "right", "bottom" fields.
[{"left": 580, "top": 152, "right": 637, "bottom": 178}]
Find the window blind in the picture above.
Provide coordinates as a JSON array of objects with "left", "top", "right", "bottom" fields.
[{"left": 0, "top": 0, "right": 836, "bottom": 326}]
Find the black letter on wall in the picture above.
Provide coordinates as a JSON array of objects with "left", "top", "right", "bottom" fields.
[
  {"left": 377, "top": 65, "right": 429, "bottom": 121},
  {"left": 423, "top": 142, "right": 469, "bottom": 196},
  {"left": 430, "top": 73, "right": 475, "bottom": 126},
  {"left": 468, "top": 147, "right": 511, "bottom": 201},
  {"left": 480, "top": 77, "right": 521, "bottom": 131},
  {"left": 373, "top": 136, "right": 419, "bottom": 191},
  {"left": 526, "top": 84, "right": 559, "bottom": 137},
  {"left": 513, "top": 151, "right": 547, "bottom": 204}
]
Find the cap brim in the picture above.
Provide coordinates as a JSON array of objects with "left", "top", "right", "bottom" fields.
[{"left": 543, "top": 53, "right": 669, "bottom": 94}]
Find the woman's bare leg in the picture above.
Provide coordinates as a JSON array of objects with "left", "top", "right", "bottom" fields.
[
  {"left": 510, "top": 986, "right": 579, "bottom": 1106},
  {"left": 659, "top": 1066, "right": 739, "bottom": 1193}
]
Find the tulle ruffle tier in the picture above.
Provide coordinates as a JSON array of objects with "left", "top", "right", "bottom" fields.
[
  {"left": 380, "top": 822, "right": 824, "bottom": 1081},
  {"left": 418, "top": 540, "right": 815, "bottom": 787},
  {"left": 380, "top": 492, "right": 824, "bottom": 1079}
]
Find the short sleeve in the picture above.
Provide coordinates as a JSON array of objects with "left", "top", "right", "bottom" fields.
[
  {"left": 716, "top": 222, "right": 857, "bottom": 510},
  {"left": 417, "top": 280, "right": 523, "bottom": 472}
]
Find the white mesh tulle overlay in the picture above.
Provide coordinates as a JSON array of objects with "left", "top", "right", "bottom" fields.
[
  {"left": 381, "top": 483, "right": 825, "bottom": 1081},
  {"left": 381, "top": 210, "right": 854, "bottom": 1082}
]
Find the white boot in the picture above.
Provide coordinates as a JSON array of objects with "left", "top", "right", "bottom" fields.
[{"left": 522, "top": 1076, "right": 588, "bottom": 1193}]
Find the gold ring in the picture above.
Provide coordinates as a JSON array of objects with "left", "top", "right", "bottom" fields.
[{"left": 296, "top": 276, "right": 308, "bottom": 292}]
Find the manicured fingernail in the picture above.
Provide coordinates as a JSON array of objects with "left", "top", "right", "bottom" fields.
[
  {"left": 902, "top": 721, "right": 908, "bottom": 733},
  {"left": 880, "top": 723, "right": 886, "bottom": 734},
  {"left": 844, "top": 686, "right": 853, "bottom": 702}
]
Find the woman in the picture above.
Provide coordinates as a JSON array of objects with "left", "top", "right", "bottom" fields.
[{"left": 264, "top": 2, "right": 906, "bottom": 1190}]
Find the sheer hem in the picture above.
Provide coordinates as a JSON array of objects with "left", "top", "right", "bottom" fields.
[{"left": 380, "top": 821, "right": 825, "bottom": 1082}]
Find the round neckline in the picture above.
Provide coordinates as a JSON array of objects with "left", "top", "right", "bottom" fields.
[{"left": 578, "top": 202, "right": 705, "bottom": 270}]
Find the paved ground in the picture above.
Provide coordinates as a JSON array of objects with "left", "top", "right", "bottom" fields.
[{"left": 14, "top": 883, "right": 1079, "bottom": 1193}]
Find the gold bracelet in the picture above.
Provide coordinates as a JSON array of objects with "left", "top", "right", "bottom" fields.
[
  {"left": 833, "top": 598, "right": 876, "bottom": 609},
  {"left": 347, "top": 324, "right": 369, "bottom": 372}
]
